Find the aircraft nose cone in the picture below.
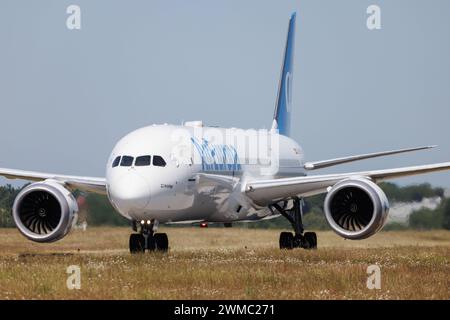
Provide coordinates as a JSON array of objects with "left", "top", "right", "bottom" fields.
[{"left": 109, "top": 172, "right": 150, "bottom": 212}]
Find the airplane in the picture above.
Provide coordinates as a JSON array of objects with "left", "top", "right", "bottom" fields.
[{"left": 1, "top": 12, "right": 449, "bottom": 253}]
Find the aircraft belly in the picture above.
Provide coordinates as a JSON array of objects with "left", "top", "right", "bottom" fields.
[
  {"left": 130, "top": 185, "right": 274, "bottom": 223},
  {"left": 130, "top": 185, "right": 228, "bottom": 223}
]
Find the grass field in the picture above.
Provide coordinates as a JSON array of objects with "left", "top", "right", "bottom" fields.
[{"left": 0, "top": 227, "right": 449, "bottom": 299}]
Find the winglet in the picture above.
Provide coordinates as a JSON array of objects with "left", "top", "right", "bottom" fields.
[{"left": 271, "top": 12, "right": 296, "bottom": 137}]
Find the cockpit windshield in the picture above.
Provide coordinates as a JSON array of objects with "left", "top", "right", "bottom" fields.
[
  {"left": 135, "top": 155, "right": 151, "bottom": 166},
  {"left": 120, "top": 156, "right": 134, "bottom": 167},
  {"left": 112, "top": 156, "right": 121, "bottom": 168},
  {"left": 153, "top": 155, "right": 166, "bottom": 167},
  {"left": 113, "top": 155, "right": 166, "bottom": 168}
]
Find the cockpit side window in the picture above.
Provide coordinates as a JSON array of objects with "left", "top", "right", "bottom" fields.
[
  {"left": 135, "top": 155, "right": 151, "bottom": 166},
  {"left": 112, "top": 156, "right": 121, "bottom": 168},
  {"left": 153, "top": 155, "right": 166, "bottom": 167},
  {"left": 120, "top": 155, "right": 134, "bottom": 167}
]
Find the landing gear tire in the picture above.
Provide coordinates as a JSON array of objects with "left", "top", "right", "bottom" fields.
[
  {"left": 303, "top": 232, "right": 317, "bottom": 249},
  {"left": 146, "top": 235, "right": 156, "bottom": 251},
  {"left": 271, "top": 197, "right": 318, "bottom": 250},
  {"left": 129, "top": 234, "right": 145, "bottom": 254},
  {"left": 154, "top": 233, "right": 169, "bottom": 252},
  {"left": 279, "top": 232, "right": 294, "bottom": 250},
  {"left": 130, "top": 220, "right": 169, "bottom": 253}
]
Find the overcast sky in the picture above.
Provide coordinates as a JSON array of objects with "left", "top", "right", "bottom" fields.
[{"left": 0, "top": 0, "right": 449, "bottom": 188}]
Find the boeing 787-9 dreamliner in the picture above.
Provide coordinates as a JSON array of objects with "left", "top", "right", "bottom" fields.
[{"left": 1, "top": 13, "right": 449, "bottom": 252}]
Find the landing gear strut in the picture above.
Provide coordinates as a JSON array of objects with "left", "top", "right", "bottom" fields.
[
  {"left": 129, "top": 219, "right": 169, "bottom": 254},
  {"left": 271, "top": 197, "right": 317, "bottom": 250}
]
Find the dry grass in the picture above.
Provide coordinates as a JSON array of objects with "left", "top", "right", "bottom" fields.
[{"left": 0, "top": 227, "right": 449, "bottom": 299}]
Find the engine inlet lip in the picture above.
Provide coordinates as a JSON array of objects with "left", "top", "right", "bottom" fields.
[
  {"left": 324, "top": 178, "right": 381, "bottom": 239},
  {"left": 12, "top": 182, "right": 70, "bottom": 242}
]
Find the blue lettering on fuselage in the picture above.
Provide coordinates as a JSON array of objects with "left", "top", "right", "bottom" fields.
[{"left": 191, "top": 138, "right": 242, "bottom": 172}]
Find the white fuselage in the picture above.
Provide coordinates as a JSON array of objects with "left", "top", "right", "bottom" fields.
[{"left": 105, "top": 123, "right": 305, "bottom": 224}]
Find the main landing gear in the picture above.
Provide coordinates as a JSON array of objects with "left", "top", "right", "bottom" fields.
[
  {"left": 129, "top": 219, "right": 169, "bottom": 254},
  {"left": 271, "top": 197, "right": 317, "bottom": 250}
]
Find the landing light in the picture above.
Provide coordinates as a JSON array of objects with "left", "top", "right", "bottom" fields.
[
  {"left": 200, "top": 222, "right": 208, "bottom": 228},
  {"left": 140, "top": 220, "right": 145, "bottom": 225},
  {"left": 146, "top": 220, "right": 151, "bottom": 225}
]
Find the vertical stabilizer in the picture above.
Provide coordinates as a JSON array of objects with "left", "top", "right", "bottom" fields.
[{"left": 271, "top": 13, "right": 296, "bottom": 137}]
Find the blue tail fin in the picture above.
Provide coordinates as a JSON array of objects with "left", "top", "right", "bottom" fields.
[{"left": 271, "top": 12, "right": 296, "bottom": 137}]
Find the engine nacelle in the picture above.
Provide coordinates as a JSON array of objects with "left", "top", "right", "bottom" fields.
[
  {"left": 324, "top": 178, "right": 389, "bottom": 240},
  {"left": 12, "top": 180, "right": 78, "bottom": 243}
]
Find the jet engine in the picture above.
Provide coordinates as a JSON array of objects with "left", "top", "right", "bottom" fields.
[
  {"left": 12, "top": 180, "right": 78, "bottom": 242},
  {"left": 324, "top": 178, "right": 389, "bottom": 240}
]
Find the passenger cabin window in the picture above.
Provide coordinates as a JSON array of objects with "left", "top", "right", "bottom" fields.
[
  {"left": 112, "top": 156, "right": 121, "bottom": 168},
  {"left": 135, "top": 155, "right": 151, "bottom": 166},
  {"left": 120, "top": 156, "right": 134, "bottom": 167},
  {"left": 153, "top": 155, "right": 166, "bottom": 167}
]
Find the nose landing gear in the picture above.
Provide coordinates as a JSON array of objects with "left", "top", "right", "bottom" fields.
[
  {"left": 271, "top": 197, "right": 317, "bottom": 250},
  {"left": 129, "top": 219, "right": 169, "bottom": 253}
]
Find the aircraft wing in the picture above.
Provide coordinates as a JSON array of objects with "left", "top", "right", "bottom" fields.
[
  {"left": 0, "top": 167, "right": 107, "bottom": 194},
  {"left": 245, "top": 162, "right": 450, "bottom": 206},
  {"left": 303, "top": 145, "right": 436, "bottom": 170}
]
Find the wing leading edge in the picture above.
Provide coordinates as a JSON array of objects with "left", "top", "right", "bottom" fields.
[
  {"left": 245, "top": 162, "right": 450, "bottom": 206},
  {"left": 0, "top": 167, "right": 106, "bottom": 194}
]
